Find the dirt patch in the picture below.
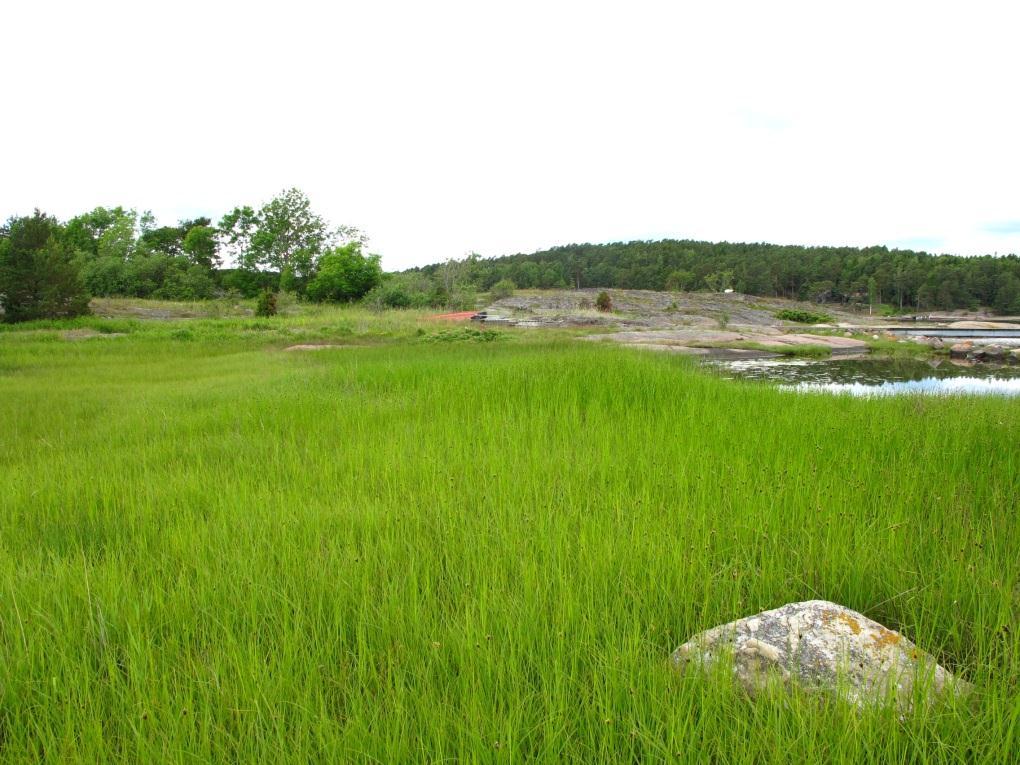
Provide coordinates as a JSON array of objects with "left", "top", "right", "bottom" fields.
[
  {"left": 61, "top": 329, "right": 127, "bottom": 341},
  {"left": 428, "top": 311, "right": 478, "bottom": 321},
  {"left": 283, "top": 344, "right": 351, "bottom": 351},
  {"left": 585, "top": 328, "right": 867, "bottom": 356}
]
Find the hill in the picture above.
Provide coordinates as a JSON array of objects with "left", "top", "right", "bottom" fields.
[{"left": 407, "top": 239, "right": 1020, "bottom": 313}]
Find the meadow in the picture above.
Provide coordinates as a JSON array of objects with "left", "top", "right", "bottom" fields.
[{"left": 1, "top": 307, "right": 1018, "bottom": 762}]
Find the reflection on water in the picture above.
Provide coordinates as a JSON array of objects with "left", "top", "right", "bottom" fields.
[{"left": 710, "top": 357, "right": 1020, "bottom": 396}]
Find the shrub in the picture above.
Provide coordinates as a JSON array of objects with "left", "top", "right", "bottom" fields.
[
  {"left": 255, "top": 289, "right": 278, "bottom": 317},
  {"left": 306, "top": 244, "right": 382, "bottom": 303},
  {"left": 219, "top": 268, "right": 279, "bottom": 298},
  {"left": 490, "top": 279, "right": 516, "bottom": 301},
  {"left": 0, "top": 211, "right": 91, "bottom": 322},
  {"left": 775, "top": 308, "right": 833, "bottom": 324},
  {"left": 595, "top": 291, "right": 613, "bottom": 312}
]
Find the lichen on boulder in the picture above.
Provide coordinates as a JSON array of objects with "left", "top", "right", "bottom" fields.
[{"left": 671, "top": 600, "right": 971, "bottom": 710}]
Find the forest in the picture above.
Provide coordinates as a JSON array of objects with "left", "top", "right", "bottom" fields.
[{"left": 410, "top": 240, "right": 1020, "bottom": 314}]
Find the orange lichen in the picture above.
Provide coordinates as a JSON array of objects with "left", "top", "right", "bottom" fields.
[
  {"left": 870, "top": 628, "right": 902, "bottom": 649},
  {"left": 822, "top": 610, "right": 862, "bottom": 634}
]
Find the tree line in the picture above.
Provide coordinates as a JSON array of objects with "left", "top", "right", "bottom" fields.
[
  {"left": 0, "top": 189, "right": 383, "bottom": 322},
  {"left": 408, "top": 240, "right": 1020, "bottom": 314},
  {"left": 6, "top": 195, "right": 1020, "bottom": 322}
]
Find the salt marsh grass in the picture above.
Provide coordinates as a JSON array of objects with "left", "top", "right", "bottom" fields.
[{"left": 1, "top": 312, "right": 1018, "bottom": 762}]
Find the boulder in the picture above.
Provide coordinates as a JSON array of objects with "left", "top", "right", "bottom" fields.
[
  {"left": 671, "top": 600, "right": 970, "bottom": 711},
  {"left": 981, "top": 345, "right": 1007, "bottom": 361},
  {"left": 1011, "top": 349, "right": 1020, "bottom": 365},
  {"left": 949, "top": 341, "right": 973, "bottom": 358}
]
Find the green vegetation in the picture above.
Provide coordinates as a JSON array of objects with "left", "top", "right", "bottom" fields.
[
  {"left": 596, "top": 290, "right": 613, "bottom": 312},
  {"left": 254, "top": 289, "right": 278, "bottom": 318},
  {"left": 776, "top": 308, "right": 835, "bottom": 324},
  {"left": 0, "top": 211, "right": 91, "bottom": 322},
  {"left": 1, "top": 190, "right": 386, "bottom": 323},
  {"left": 422, "top": 326, "right": 506, "bottom": 343},
  {"left": 1, "top": 315, "right": 1018, "bottom": 761},
  {"left": 409, "top": 240, "right": 1020, "bottom": 313},
  {"left": 489, "top": 278, "right": 517, "bottom": 301},
  {"left": 9, "top": 189, "right": 1020, "bottom": 323},
  {"left": 864, "top": 336, "right": 949, "bottom": 359}
]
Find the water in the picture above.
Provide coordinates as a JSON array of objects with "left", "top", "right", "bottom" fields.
[{"left": 710, "top": 357, "right": 1020, "bottom": 397}]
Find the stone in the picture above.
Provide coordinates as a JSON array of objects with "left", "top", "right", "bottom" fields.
[
  {"left": 671, "top": 600, "right": 970, "bottom": 711},
  {"left": 982, "top": 345, "right": 1006, "bottom": 360},
  {"left": 949, "top": 341, "right": 973, "bottom": 358}
]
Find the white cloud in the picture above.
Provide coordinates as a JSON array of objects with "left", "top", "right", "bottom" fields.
[{"left": 2, "top": 0, "right": 1018, "bottom": 269}]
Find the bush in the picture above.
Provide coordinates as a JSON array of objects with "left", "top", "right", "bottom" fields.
[
  {"left": 489, "top": 279, "right": 516, "bottom": 301},
  {"left": 219, "top": 268, "right": 279, "bottom": 298},
  {"left": 255, "top": 289, "right": 277, "bottom": 317},
  {"left": 595, "top": 291, "right": 613, "bottom": 312},
  {"left": 775, "top": 308, "right": 833, "bottom": 324},
  {"left": 80, "top": 256, "right": 128, "bottom": 296},
  {"left": 306, "top": 244, "right": 382, "bottom": 303},
  {"left": 0, "top": 212, "right": 91, "bottom": 322},
  {"left": 155, "top": 264, "right": 217, "bottom": 300}
]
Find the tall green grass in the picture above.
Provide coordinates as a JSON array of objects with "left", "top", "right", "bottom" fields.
[{"left": 1, "top": 318, "right": 1018, "bottom": 762}]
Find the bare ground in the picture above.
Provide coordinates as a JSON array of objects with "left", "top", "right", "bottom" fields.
[{"left": 483, "top": 289, "right": 877, "bottom": 356}]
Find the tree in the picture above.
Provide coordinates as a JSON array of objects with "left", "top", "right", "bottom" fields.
[
  {"left": 703, "top": 270, "right": 734, "bottom": 292},
  {"left": 96, "top": 211, "right": 137, "bottom": 261},
  {"left": 993, "top": 274, "right": 1020, "bottom": 315},
  {"left": 0, "top": 211, "right": 91, "bottom": 322},
  {"left": 65, "top": 206, "right": 128, "bottom": 256},
  {"left": 240, "top": 189, "right": 328, "bottom": 281},
  {"left": 490, "top": 279, "right": 516, "bottom": 300},
  {"left": 665, "top": 269, "right": 695, "bottom": 291},
  {"left": 305, "top": 243, "right": 383, "bottom": 302},
  {"left": 218, "top": 205, "right": 259, "bottom": 266},
  {"left": 182, "top": 225, "right": 219, "bottom": 268},
  {"left": 219, "top": 189, "right": 364, "bottom": 292},
  {"left": 595, "top": 291, "right": 613, "bottom": 312}
]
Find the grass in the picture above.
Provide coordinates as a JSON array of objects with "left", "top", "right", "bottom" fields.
[
  {"left": 1, "top": 310, "right": 1019, "bottom": 762},
  {"left": 865, "top": 337, "right": 949, "bottom": 359}
]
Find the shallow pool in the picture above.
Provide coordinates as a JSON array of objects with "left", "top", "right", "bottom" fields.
[{"left": 709, "top": 357, "right": 1020, "bottom": 396}]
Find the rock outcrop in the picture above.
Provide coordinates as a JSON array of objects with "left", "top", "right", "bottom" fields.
[{"left": 671, "top": 600, "right": 970, "bottom": 710}]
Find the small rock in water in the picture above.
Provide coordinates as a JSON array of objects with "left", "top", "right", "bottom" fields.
[
  {"left": 671, "top": 600, "right": 970, "bottom": 711},
  {"left": 950, "top": 341, "right": 973, "bottom": 358}
]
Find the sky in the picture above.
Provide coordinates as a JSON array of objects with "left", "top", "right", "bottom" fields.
[{"left": 2, "top": 0, "right": 1019, "bottom": 271}]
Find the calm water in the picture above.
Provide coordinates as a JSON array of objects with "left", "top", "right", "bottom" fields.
[{"left": 710, "top": 357, "right": 1020, "bottom": 397}]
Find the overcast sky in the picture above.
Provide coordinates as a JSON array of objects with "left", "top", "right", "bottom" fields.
[{"left": 3, "top": 1, "right": 1019, "bottom": 270}]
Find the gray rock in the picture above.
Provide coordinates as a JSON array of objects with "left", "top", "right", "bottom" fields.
[{"left": 671, "top": 600, "right": 970, "bottom": 710}]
